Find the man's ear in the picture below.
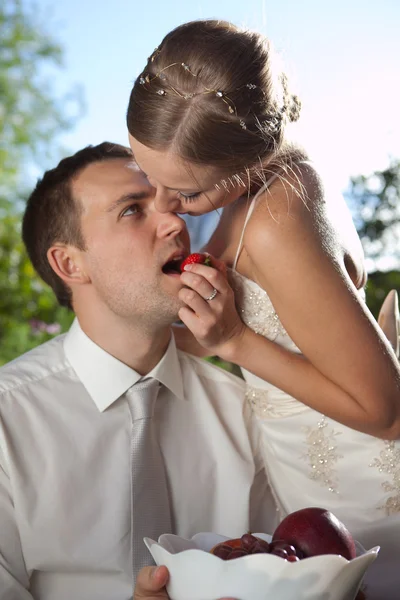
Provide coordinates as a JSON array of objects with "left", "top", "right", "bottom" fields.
[{"left": 47, "top": 244, "right": 90, "bottom": 286}]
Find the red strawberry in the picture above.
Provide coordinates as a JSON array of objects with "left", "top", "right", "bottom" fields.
[{"left": 180, "top": 253, "right": 211, "bottom": 272}]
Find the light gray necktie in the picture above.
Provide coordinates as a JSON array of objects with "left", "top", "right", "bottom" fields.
[{"left": 127, "top": 378, "right": 172, "bottom": 581}]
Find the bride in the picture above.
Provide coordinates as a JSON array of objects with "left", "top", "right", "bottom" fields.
[{"left": 127, "top": 19, "right": 400, "bottom": 598}]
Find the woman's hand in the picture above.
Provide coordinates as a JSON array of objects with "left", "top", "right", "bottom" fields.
[{"left": 178, "top": 260, "right": 246, "bottom": 358}]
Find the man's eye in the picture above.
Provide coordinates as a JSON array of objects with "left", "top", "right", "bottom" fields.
[
  {"left": 177, "top": 191, "right": 202, "bottom": 203},
  {"left": 122, "top": 204, "right": 141, "bottom": 217}
]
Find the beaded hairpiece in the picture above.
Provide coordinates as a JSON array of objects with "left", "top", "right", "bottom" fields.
[
  {"left": 138, "top": 49, "right": 286, "bottom": 133},
  {"left": 139, "top": 61, "right": 240, "bottom": 117}
]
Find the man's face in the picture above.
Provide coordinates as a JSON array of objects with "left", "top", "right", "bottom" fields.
[{"left": 72, "top": 158, "right": 190, "bottom": 325}]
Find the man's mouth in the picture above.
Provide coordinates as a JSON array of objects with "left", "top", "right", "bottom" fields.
[{"left": 161, "top": 252, "right": 186, "bottom": 275}]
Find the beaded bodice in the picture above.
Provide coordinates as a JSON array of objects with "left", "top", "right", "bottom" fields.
[
  {"left": 228, "top": 267, "right": 306, "bottom": 417},
  {"left": 229, "top": 268, "right": 290, "bottom": 344}
]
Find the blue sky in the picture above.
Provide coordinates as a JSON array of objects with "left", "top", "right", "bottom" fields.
[{"left": 35, "top": 0, "right": 400, "bottom": 194}]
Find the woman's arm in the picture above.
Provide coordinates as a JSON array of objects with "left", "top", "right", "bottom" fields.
[{"left": 178, "top": 169, "right": 400, "bottom": 439}]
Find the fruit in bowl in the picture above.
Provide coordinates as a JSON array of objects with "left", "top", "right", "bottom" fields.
[
  {"left": 211, "top": 507, "right": 356, "bottom": 562},
  {"left": 208, "top": 508, "right": 367, "bottom": 599},
  {"left": 144, "top": 507, "right": 379, "bottom": 600}
]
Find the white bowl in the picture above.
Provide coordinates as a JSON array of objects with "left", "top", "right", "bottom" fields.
[{"left": 144, "top": 532, "right": 379, "bottom": 600}]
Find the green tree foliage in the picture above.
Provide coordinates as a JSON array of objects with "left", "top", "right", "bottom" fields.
[
  {"left": 348, "top": 160, "right": 400, "bottom": 318},
  {"left": 0, "top": 0, "right": 77, "bottom": 365},
  {"left": 0, "top": 214, "right": 74, "bottom": 365},
  {"left": 365, "top": 270, "right": 400, "bottom": 320},
  {"left": 349, "top": 160, "right": 400, "bottom": 266}
]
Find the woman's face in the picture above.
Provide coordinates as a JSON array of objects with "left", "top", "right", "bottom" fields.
[{"left": 129, "top": 135, "right": 247, "bottom": 216}]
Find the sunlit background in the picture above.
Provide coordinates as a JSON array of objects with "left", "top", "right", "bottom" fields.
[{"left": 0, "top": 0, "right": 399, "bottom": 363}]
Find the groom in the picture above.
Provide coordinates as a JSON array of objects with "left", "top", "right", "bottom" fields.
[{"left": 0, "top": 142, "right": 277, "bottom": 599}]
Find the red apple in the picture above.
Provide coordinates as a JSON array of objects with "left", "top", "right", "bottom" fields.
[{"left": 272, "top": 507, "right": 356, "bottom": 560}]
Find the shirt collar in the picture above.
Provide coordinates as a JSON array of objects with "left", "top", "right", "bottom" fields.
[{"left": 64, "top": 318, "right": 185, "bottom": 412}]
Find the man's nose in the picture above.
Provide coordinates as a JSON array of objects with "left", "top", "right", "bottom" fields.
[
  {"left": 154, "top": 189, "right": 181, "bottom": 214},
  {"left": 156, "top": 211, "right": 187, "bottom": 239}
]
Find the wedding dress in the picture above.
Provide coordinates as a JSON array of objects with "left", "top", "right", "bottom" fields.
[{"left": 228, "top": 178, "right": 400, "bottom": 599}]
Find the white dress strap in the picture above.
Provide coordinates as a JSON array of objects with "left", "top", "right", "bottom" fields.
[{"left": 232, "top": 173, "right": 280, "bottom": 270}]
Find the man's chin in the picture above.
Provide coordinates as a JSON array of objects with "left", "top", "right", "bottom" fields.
[{"left": 156, "top": 300, "right": 183, "bottom": 327}]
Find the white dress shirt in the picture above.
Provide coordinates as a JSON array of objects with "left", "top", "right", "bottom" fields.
[{"left": 0, "top": 319, "right": 277, "bottom": 600}]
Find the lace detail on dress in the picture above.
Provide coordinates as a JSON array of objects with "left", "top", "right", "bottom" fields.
[
  {"left": 370, "top": 441, "right": 400, "bottom": 515},
  {"left": 229, "top": 269, "right": 287, "bottom": 341},
  {"left": 245, "top": 385, "right": 309, "bottom": 419},
  {"left": 301, "top": 417, "right": 343, "bottom": 494},
  {"left": 246, "top": 387, "right": 281, "bottom": 418}
]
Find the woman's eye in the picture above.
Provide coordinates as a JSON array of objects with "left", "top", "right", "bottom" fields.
[
  {"left": 177, "top": 191, "right": 202, "bottom": 203},
  {"left": 122, "top": 204, "right": 141, "bottom": 217}
]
